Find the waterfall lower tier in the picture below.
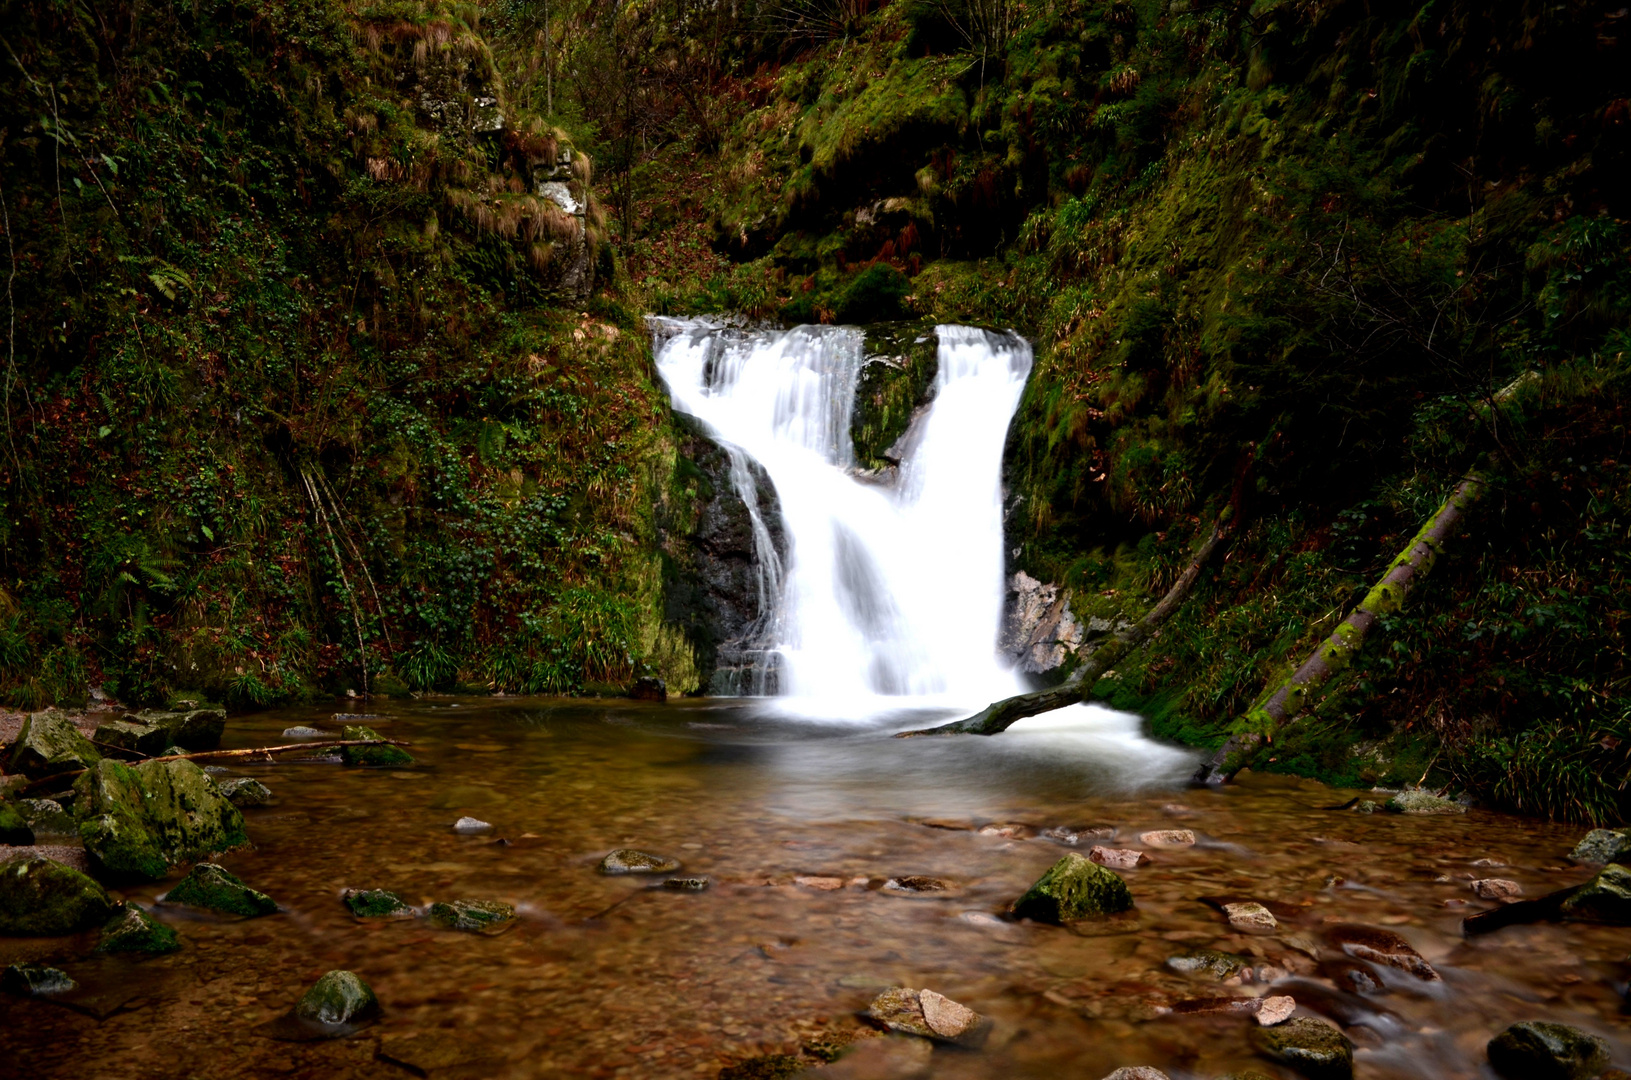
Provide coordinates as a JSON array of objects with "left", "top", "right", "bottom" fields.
[{"left": 653, "top": 319, "right": 1033, "bottom": 716}]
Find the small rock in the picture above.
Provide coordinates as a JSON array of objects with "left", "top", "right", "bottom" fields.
[
  {"left": 1323, "top": 923, "right": 1439, "bottom": 980},
  {"left": 93, "top": 719, "right": 170, "bottom": 760},
  {"left": 1250, "top": 1015, "right": 1354, "bottom": 1080},
  {"left": 1318, "top": 958, "right": 1382, "bottom": 994},
  {"left": 1471, "top": 857, "right": 1508, "bottom": 868},
  {"left": 865, "top": 986, "right": 986, "bottom": 1046},
  {"left": 977, "top": 823, "right": 1030, "bottom": 839},
  {"left": 1089, "top": 846, "right": 1150, "bottom": 869},
  {"left": 340, "top": 724, "right": 414, "bottom": 767},
  {"left": 1559, "top": 862, "right": 1631, "bottom": 924},
  {"left": 660, "top": 877, "right": 710, "bottom": 892},
  {"left": 1471, "top": 878, "right": 1523, "bottom": 900},
  {"left": 1041, "top": 826, "right": 1081, "bottom": 844},
  {"left": 1166, "top": 948, "right": 1248, "bottom": 981},
  {"left": 1384, "top": 788, "right": 1464, "bottom": 815},
  {"left": 282, "top": 726, "right": 335, "bottom": 739},
  {"left": 1351, "top": 800, "right": 1380, "bottom": 813},
  {"left": 0, "top": 855, "right": 114, "bottom": 935},
  {"left": 428, "top": 898, "right": 516, "bottom": 933},
  {"left": 1223, "top": 901, "right": 1279, "bottom": 932},
  {"left": 1256, "top": 995, "right": 1297, "bottom": 1025},
  {"left": 1168, "top": 996, "right": 1262, "bottom": 1017},
  {"left": 1487, "top": 1021, "right": 1610, "bottom": 1080},
  {"left": 919, "top": 988, "right": 979, "bottom": 1038},
  {"left": 295, "top": 969, "right": 380, "bottom": 1026},
  {"left": 452, "top": 816, "right": 493, "bottom": 835},
  {"left": 97, "top": 904, "right": 181, "bottom": 954},
  {"left": 1138, "top": 829, "right": 1196, "bottom": 848},
  {"left": 342, "top": 888, "right": 414, "bottom": 919},
  {"left": 132, "top": 707, "right": 226, "bottom": 750},
  {"left": 629, "top": 676, "right": 667, "bottom": 702},
  {"left": 163, "top": 862, "right": 278, "bottom": 916},
  {"left": 1011, "top": 851, "right": 1134, "bottom": 922},
  {"left": 218, "top": 777, "right": 273, "bottom": 807},
  {"left": 5, "top": 709, "right": 101, "bottom": 779},
  {"left": 1, "top": 963, "right": 75, "bottom": 996},
  {"left": 795, "top": 875, "right": 846, "bottom": 890},
  {"left": 1102, "top": 1069, "right": 1170, "bottom": 1080},
  {"left": 883, "top": 876, "right": 948, "bottom": 894},
  {"left": 804, "top": 1035, "right": 931, "bottom": 1078},
  {"left": 1569, "top": 828, "right": 1631, "bottom": 865},
  {"left": 598, "top": 848, "right": 680, "bottom": 874}
]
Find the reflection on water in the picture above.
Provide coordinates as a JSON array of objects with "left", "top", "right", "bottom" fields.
[{"left": 2, "top": 698, "right": 1624, "bottom": 1079}]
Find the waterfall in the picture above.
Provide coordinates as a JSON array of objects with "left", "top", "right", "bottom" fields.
[{"left": 652, "top": 319, "right": 1033, "bottom": 716}]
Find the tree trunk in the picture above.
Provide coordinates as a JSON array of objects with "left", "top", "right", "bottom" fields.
[
  {"left": 1193, "top": 471, "right": 1486, "bottom": 784},
  {"left": 896, "top": 519, "right": 1231, "bottom": 737}
]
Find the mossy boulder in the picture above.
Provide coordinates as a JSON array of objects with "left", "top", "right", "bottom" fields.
[
  {"left": 17, "top": 798, "right": 76, "bottom": 836},
  {"left": 1569, "top": 828, "right": 1631, "bottom": 864},
  {"left": 343, "top": 888, "right": 414, "bottom": 919},
  {"left": 92, "top": 719, "right": 170, "bottom": 760},
  {"left": 340, "top": 724, "right": 415, "bottom": 767},
  {"left": 1384, "top": 789, "right": 1464, "bottom": 815},
  {"left": 428, "top": 898, "right": 516, "bottom": 933},
  {"left": 1, "top": 963, "right": 75, "bottom": 996},
  {"left": 1487, "top": 1021, "right": 1610, "bottom": 1080},
  {"left": 1249, "top": 1016, "right": 1354, "bottom": 1080},
  {"left": 294, "top": 969, "right": 380, "bottom": 1025},
  {"left": 0, "top": 803, "right": 33, "bottom": 845},
  {"left": 1011, "top": 852, "right": 1134, "bottom": 923},
  {"left": 1559, "top": 863, "right": 1631, "bottom": 924},
  {"left": 97, "top": 904, "right": 181, "bottom": 954},
  {"left": 218, "top": 777, "right": 273, "bottom": 807},
  {"left": 74, "top": 758, "right": 247, "bottom": 880},
  {"left": 130, "top": 707, "right": 225, "bottom": 751},
  {"left": 164, "top": 862, "right": 277, "bottom": 916},
  {"left": 5, "top": 709, "right": 100, "bottom": 779},
  {"left": 0, "top": 855, "right": 114, "bottom": 935}
]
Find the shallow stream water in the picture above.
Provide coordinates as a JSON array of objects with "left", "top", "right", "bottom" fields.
[{"left": 2, "top": 698, "right": 1626, "bottom": 1079}]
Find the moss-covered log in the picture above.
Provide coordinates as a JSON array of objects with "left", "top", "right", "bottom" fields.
[
  {"left": 897, "top": 520, "right": 1231, "bottom": 737},
  {"left": 1193, "top": 472, "right": 1487, "bottom": 784}
]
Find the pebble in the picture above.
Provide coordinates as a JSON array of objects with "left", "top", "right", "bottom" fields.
[
  {"left": 1089, "top": 846, "right": 1150, "bottom": 869},
  {"left": 1471, "top": 878, "right": 1524, "bottom": 900},
  {"left": 452, "top": 816, "right": 493, "bottom": 835}
]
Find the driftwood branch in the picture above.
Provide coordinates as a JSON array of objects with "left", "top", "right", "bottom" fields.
[
  {"left": 13, "top": 739, "right": 413, "bottom": 795},
  {"left": 897, "top": 519, "right": 1232, "bottom": 737}
]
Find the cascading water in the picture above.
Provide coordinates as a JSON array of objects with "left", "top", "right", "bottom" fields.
[{"left": 652, "top": 318, "right": 1033, "bottom": 716}]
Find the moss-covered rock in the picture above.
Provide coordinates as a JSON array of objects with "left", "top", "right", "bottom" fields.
[
  {"left": 1249, "top": 1016, "right": 1354, "bottom": 1080},
  {"left": 1165, "top": 948, "right": 1249, "bottom": 981},
  {"left": 294, "top": 969, "right": 380, "bottom": 1025},
  {"left": 1569, "top": 828, "right": 1631, "bottom": 864},
  {"left": 1, "top": 963, "right": 76, "bottom": 996},
  {"left": 1487, "top": 1021, "right": 1610, "bottom": 1080},
  {"left": 0, "top": 855, "right": 114, "bottom": 935},
  {"left": 130, "top": 708, "right": 226, "bottom": 751},
  {"left": 1384, "top": 789, "right": 1465, "bottom": 815},
  {"left": 218, "top": 777, "right": 273, "bottom": 807},
  {"left": 428, "top": 898, "right": 516, "bottom": 933},
  {"left": 92, "top": 719, "right": 170, "bottom": 760},
  {"left": 164, "top": 863, "right": 277, "bottom": 916},
  {"left": 0, "top": 803, "right": 33, "bottom": 845},
  {"left": 1011, "top": 852, "right": 1134, "bottom": 922},
  {"left": 851, "top": 323, "right": 939, "bottom": 470},
  {"left": 598, "top": 848, "right": 681, "bottom": 874},
  {"left": 1559, "top": 863, "right": 1631, "bottom": 924},
  {"left": 340, "top": 724, "right": 415, "bottom": 767},
  {"left": 5, "top": 709, "right": 100, "bottom": 779},
  {"left": 17, "top": 798, "right": 76, "bottom": 837},
  {"left": 97, "top": 904, "right": 181, "bottom": 954},
  {"left": 343, "top": 888, "right": 415, "bottom": 919},
  {"left": 73, "top": 757, "right": 247, "bottom": 880}
]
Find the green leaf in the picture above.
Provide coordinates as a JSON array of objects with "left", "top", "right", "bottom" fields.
[
  {"left": 97, "top": 425, "right": 111, "bottom": 438},
  {"left": 201, "top": 525, "right": 214, "bottom": 541}
]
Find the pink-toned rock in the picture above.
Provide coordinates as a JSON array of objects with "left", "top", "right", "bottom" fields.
[
  {"left": 795, "top": 875, "right": 846, "bottom": 891},
  {"left": 1255, "top": 995, "right": 1297, "bottom": 1025},
  {"left": 919, "top": 988, "right": 978, "bottom": 1038},
  {"left": 1089, "top": 846, "right": 1151, "bottom": 869},
  {"left": 1222, "top": 901, "right": 1278, "bottom": 932},
  {"left": 1138, "top": 829, "right": 1196, "bottom": 848},
  {"left": 1471, "top": 878, "right": 1523, "bottom": 900}
]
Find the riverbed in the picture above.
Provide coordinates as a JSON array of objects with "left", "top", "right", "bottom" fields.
[{"left": 1, "top": 697, "right": 1623, "bottom": 1078}]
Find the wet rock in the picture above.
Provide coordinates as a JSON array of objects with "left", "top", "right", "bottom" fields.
[
  {"left": 1166, "top": 948, "right": 1248, "bottom": 981},
  {"left": 883, "top": 875, "right": 948, "bottom": 894},
  {"left": 342, "top": 888, "right": 414, "bottom": 918},
  {"left": 5, "top": 709, "right": 101, "bottom": 779},
  {"left": 599, "top": 848, "right": 680, "bottom": 874},
  {"left": 260, "top": 969, "right": 383, "bottom": 1040},
  {"left": 1011, "top": 852, "right": 1134, "bottom": 922},
  {"left": 0, "top": 803, "right": 30, "bottom": 845},
  {"left": 865, "top": 986, "right": 987, "bottom": 1046},
  {"left": 93, "top": 718, "right": 170, "bottom": 760},
  {"left": 1318, "top": 958, "right": 1382, "bottom": 994},
  {"left": 282, "top": 726, "right": 334, "bottom": 739},
  {"left": 660, "top": 876, "right": 710, "bottom": 891},
  {"left": 164, "top": 862, "right": 278, "bottom": 916},
  {"left": 630, "top": 676, "right": 667, "bottom": 702},
  {"left": 1384, "top": 788, "right": 1464, "bottom": 815},
  {"left": 97, "top": 904, "right": 180, "bottom": 954},
  {"left": 1472, "top": 878, "right": 1524, "bottom": 900},
  {"left": 1487, "top": 1021, "right": 1609, "bottom": 1080},
  {"left": 977, "top": 823, "right": 1031, "bottom": 839},
  {"left": 718, "top": 1055, "right": 806, "bottom": 1079},
  {"left": 1, "top": 963, "right": 75, "bottom": 996},
  {"left": 0, "top": 855, "right": 113, "bottom": 934},
  {"left": 1249, "top": 1016, "right": 1354, "bottom": 1080},
  {"left": 1276, "top": 977, "right": 1403, "bottom": 1031},
  {"left": 17, "top": 798, "right": 76, "bottom": 836},
  {"left": 340, "top": 724, "right": 414, "bottom": 767},
  {"left": 1102, "top": 1069, "right": 1170, "bottom": 1080},
  {"left": 795, "top": 875, "right": 846, "bottom": 890},
  {"left": 1322, "top": 923, "right": 1439, "bottom": 980},
  {"left": 132, "top": 707, "right": 225, "bottom": 751},
  {"left": 1167, "top": 996, "right": 1262, "bottom": 1017},
  {"left": 803, "top": 1034, "right": 931, "bottom": 1078},
  {"left": 1256, "top": 995, "right": 1297, "bottom": 1025},
  {"left": 452, "top": 816, "right": 493, "bottom": 835},
  {"left": 1559, "top": 862, "right": 1631, "bottom": 924},
  {"left": 73, "top": 758, "right": 247, "bottom": 880},
  {"left": 1570, "top": 828, "right": 1631, "bottom": 864},
  {"left": 428, "top": 898, "right": 516, "bottom": 933},
  {"left": 1090, "top": 846, "right": 1150, "bottom": 869},
  {"left": 218, "top": 777, "right": 273, "bottom": 807},
  {"left": 1472, "top": 857, "right": 1508, "bottom": 868},
  {"left": 1222, "top": 901, "right": 1279, "bottom": 933},
  {"left": 1138, "top": 829, "right": 1196, "bottom": 848}
]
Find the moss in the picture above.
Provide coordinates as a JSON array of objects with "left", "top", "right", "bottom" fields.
[
  {"left": 427, "top": 898, "right": 516, "bottom": 933},
  {"left": 1011, "top": 852, "right": 1134, "bottom": 922},
  {"left": 74, "top": 759, "right": 248, "bottom": 881},
  {"left": 164, "top": 862, "right": 278, "bottom": 917},
  {"left": 340, "top": 724, "right": 415, "bottom": 768},
  {"left": 97, "top": 904, "right": 182, "bottom": 954},
  {"left": 294, "top": 970, "right": 380, "bottom": 1026},
  {"left": 342, "top": 888, "right": 414, "bottom": 919},
  {"left": 0, "top": 855, "right": 114, "bottom": 936}
]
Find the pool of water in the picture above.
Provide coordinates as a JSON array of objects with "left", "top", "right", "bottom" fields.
[{"left": 2, "top": 697, "right": 1624, "bottom": 1078}]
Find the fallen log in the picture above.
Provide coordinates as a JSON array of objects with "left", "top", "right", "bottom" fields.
[
  {"left": 897, "top": 518, "right": 1232, "bottom": 737},
  {"left": 14, "top": 738, "right": 414, "bottom": 795}
]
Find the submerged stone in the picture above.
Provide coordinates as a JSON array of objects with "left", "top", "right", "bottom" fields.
[
  {"left": 1559, "top": 863, "right": 1631, "bottom": 924},
  {"left": 1249, "top": 1016, "right": 1355, "bottom": 1080},
  {"left": 866, "top": 986, "right": 987, "bottom": 1046},
  {"left": 428, "top": 898, "right": 516, "bottom": 933},
  {"left": 164, "top": 863, "right": 278, "bottom": 916},
  {"left": 1165, "top": 948, "right": 1249, "bottom": 981},
  {"left": 718, "top": 1055, "right": 805, "bottom": 1080},
  {"left": 97, "top": 904, "right": 181, "bottom": 954},
  {"left": 343, "top": 888, "right": 415, "bottom": 918},
  {"left": 282, "top": 726, "right": 334, "bottom": 739},
  {"left": 1, "top": 963, "right": 76, "bottom": 996},
  {"left": 0, "top": 803, "right": 33, "bottom": 845},
  {"left": 1137, "top": 829, "right": 1196, "bottom": 847},
  {"left": 1323, "top": 924, "right": 1440, "bottom": 980},
  {"left": 1384, "top": 789, "right": 1464, "bottom": 815},
  {"left": 598, "top": 848, "right": 680, "bottom": 874},
  {"left": 1011, "top": 852, "right": 1134, "bottom": 922},
  {"left": 0, "top": 855, "right": 114, "bottom": 935},
  {"left": 296, "top": 970, "right": 380, "bottom": 1025},
  {"left": 131, "top": 707, "right": 225, "bottom": 751},
  {"left": 1487, "top": 1021, "right": 1610, "bottom": 1080},
  {"left": 1089, "top": 846, "right": 1150, "bottom": 869},
  {"left": 74, "top": 758, "right": 247, "bottom": 880},
  {"left": 883, "top": 875, "right": 949, "bottom": 894},
  {"left": 340, "top": 724, "right": 415, "bottom": 767},
  {"left": 660, "top": 877, "right": 710, "bottom": 892},
  {"left": 5, "top": 709, "right": 100, "bottom": 779},
  {"left": 1570, "top": 828, "right": 1631, "bottom": 864},
  {"left": 93, "top": 719, "right": 170, "bottom": 760},
  {"left": 218, "top": 777, "right": 273, "bottom": 807}
]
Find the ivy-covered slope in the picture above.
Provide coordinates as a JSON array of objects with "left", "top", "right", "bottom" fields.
[{"left": 0, "top": 0, "right": 705, "bottom": 706}]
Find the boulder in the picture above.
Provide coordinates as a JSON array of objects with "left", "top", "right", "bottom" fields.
[
  {"left": 1249, "top": 1016, "right": 1354, "bottom": 1080},
  {"left": 0, "top": 803, "right": 33, "bottom": 845},
  {"left": 1384, "top": 789, "right": 1464, "bottom": 815},
  {"left": 340, "top": 724, "right": 414, "bottom": 767},
  {"left": 17, "top": 798, "right": 76, "bottom": 836},
  {"left": 1165, "top": 948, "right": 1249, "bottom": 981},
  {"left": 1487, "top": 1021, "right": 1610, "bottom": 1080},
  {"left": 1570, "top": 828, "right": 1631, "bottom": 864},
  {"left": 343, "top": 888, "right": 414, "bottom": 919},
  {"left": 163, "top": 862, "right": 277, "bottom": 916},
  {"left": 428, "top": 898, "right": 516, "bottom": 933},
  {"left": 73, "top": 758, "right": 247, "bottom": 880},
  {"left": 1012, "top": 852, "right": 1134, "bottom": 923},
  {"left": 296, "top": 970, "right": 379, "bottom": 1025},
  {"left": 97, "top": 904, "right": 181, "bottom": 954},
  {"left": 599, "top": 848, "right": 680, "bottom": 874},
  {"left": 1322, "top": 924, "right": 1439, "bottom": 980},
  {"left": 218, "top": 777, "right": 273, "bottom": 807},
  {"left": 1559, "top": 862, "right": 1631, "bottom": 924},
  {"left": 0, "top": 855, "right": 114, "bottom": 935},
  {"left": 1089, "top": 846, "right": 1150, "bottom": 869},
  {"left": 1, "top": 963, "right": 75, "bottom": 996},
  {"left": 131, "top": 707, "right": 225, "bottom": 751},
  {"left": 92, "top": 719, "right": 170, "bottom": 760},
  {"left": 865, "top": 986, "right": 987, "bottom": 1046},
  {"left": 5, "top": 709, "right": 100, "bottom": 779}
]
